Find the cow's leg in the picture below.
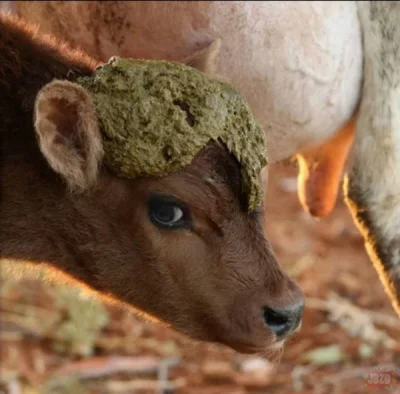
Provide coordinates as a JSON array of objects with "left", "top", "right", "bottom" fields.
[
  {"left": 296, "top": 119, "right": 355, "bottom": 218},
  {"left": 344, "top": 1, "right": 400, "bottom": 317}
]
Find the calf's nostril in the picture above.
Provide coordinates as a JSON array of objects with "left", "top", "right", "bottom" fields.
[
  {"left": 262, "top": 302, "right": 304, "bottom": 338},
  {"left": 262, "top": 306, "right": 291, "bottom": 337}
]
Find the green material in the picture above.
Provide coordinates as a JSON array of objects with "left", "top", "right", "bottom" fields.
[
  {"left": 302, "top": 345, "right": 347, "bottom": 366},
  {"left": 77, "top": 57, "right": 268, "bottom": 211}
]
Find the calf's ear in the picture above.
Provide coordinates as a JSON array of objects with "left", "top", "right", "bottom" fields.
[
  {"left": 181, "top": 39, "right": 221, "bottom": 74},
  {"left": 34, "top": 80, "right": 103, "bottom": 192}
]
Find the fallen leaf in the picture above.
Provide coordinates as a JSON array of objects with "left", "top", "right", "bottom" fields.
[{"left": 301, "top": 345, "right": 347, "bottom": 366}]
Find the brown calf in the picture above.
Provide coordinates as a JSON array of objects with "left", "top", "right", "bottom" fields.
[{"left": 0, "top": 14, "right": 304, "bottom": 354}]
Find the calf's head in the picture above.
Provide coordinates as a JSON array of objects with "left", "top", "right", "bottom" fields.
[{"left": 32, "top": 68, "right": 304, "bottom": 354}]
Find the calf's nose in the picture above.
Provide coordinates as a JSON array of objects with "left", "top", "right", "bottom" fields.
[{"left": 262, "top": 301, "right": 304, "bottom": 338}]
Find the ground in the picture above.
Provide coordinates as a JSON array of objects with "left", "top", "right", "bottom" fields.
[{"left": 0, "top": 162, "right": 399, "bottom": 394}]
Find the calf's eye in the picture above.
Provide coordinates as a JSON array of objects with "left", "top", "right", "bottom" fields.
[{"left": 148, "top": 194, "right": 192, "bottom": 229}]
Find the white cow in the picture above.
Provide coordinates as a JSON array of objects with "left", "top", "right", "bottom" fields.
[{"left": 8, "top": 1, "right": 400, "bottom": 316}]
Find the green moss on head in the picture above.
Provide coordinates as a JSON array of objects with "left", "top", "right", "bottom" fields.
[{"left": 77, "top": 57, "right": 268, "bottom": 211}]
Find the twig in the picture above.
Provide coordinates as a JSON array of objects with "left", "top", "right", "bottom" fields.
[
  {"left": 0, "top": 299, "right": 54, "bottom": 317},
  {"left": 307, "top": 295, "right": 400, "bottom": 330},
  {"left": 104, "top": 377, "right": 186, "bottom": 393},
  {"left": 0, "top": 314, "right": 46, "bottom": 336},
  {"left": 7, "top": 380, "right": 21, "bottom": 394},
  {"left": 50, "top": 356, "right": 181, "bottom": 381},
  {"left": 306, "top": 292, "right": 398, "bottom": 347},
  {"left": 157, "top": 359, "right": 179, "bottom": 394}
]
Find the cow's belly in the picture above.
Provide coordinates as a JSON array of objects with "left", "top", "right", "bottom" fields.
[{"left": 16, "top": 1, "right": 363, "bottom": 162}]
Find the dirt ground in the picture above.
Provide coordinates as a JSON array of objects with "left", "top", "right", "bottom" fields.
[{"left": 0, "top": 162, "right": 399, "bottom": 394}]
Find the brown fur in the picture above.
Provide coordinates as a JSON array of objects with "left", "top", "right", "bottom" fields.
[{"left": 0, "top": 13, "right": 304, "bottom": 353}]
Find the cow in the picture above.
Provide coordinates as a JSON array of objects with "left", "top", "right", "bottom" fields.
[
  {"left": 0, "top": 12, "right": 307, "bottom": 356},
  {"left": 12, "top": 0, "right": 400, "bottom": 317}
]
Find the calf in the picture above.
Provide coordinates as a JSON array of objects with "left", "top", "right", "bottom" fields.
[
  {"left": 0, "top": 13, "right": 305, "bottom": 354},
  {"left": 14, "top": 1, "right": 400, "bottom": 316}
]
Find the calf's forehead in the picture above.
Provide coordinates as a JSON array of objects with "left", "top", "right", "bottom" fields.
[{"left": 130, "top": 143, "right": 248, "bottom": 214}]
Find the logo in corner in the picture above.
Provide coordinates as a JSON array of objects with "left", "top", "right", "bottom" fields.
[{"left": 363, "top": 367, "right": 398, "bottom": 390}]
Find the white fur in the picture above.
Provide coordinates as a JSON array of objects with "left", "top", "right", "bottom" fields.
[
  {"left": 343, "top": 1, "right": 400, "bottom": 315},
  {"left": 349, "top": 2, "right": 400, "bottom": 239}
]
